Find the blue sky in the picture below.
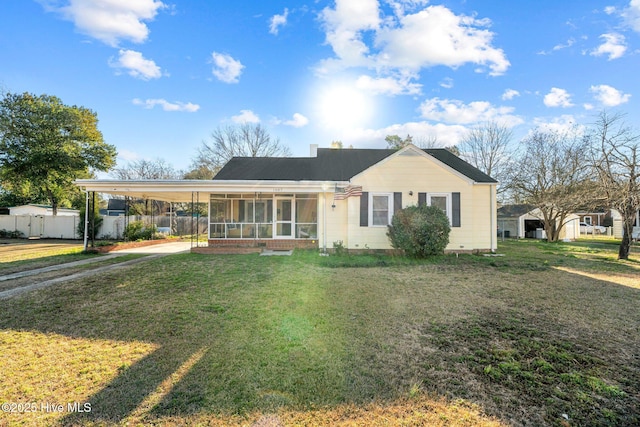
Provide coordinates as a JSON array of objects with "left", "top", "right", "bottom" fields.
[{"left": 1, "top": 0, "right": 639, "bottom": 173}]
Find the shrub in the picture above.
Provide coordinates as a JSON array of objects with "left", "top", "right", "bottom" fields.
[
  {"left": 387, "top": 204, "right": 450, "bottom": 257},
  {"left": 0, "top": 229, "right": 24, "bottom": 238},
  {"left": 124, "top": 221, "right": 157, "bottom": 241},
  {"left": 332, "top": 240, "right": 347, "bottom": 256}
]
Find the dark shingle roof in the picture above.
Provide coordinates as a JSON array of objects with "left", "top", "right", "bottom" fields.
[
  {"left": 424, "top": 149, "right": 497, "bottom": 183},
  {"left": 213, "top": 147, "right": 497, "bottom": 183},
  {"left": 497, "top": 204, "right": 535, "bottom": 218},
  {"left": 107, "top": 199, "right": 127, "bottom": 211}
]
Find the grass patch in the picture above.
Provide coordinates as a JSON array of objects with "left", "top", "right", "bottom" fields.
[
  {"left": 0, "top": 241, "right": 638, "bottom": 426},
  {"left": 0, "top": 241, "right": 87, "bottom": 275},
  {"left": 0, "top": 253, "right": 147, "bottom": 293}
]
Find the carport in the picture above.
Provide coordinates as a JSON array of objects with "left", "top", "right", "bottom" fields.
[{"left": 74, "top": 180, "right": 213, "bottom": 251}]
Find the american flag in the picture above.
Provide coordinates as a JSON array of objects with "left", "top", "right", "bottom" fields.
[{"left": 334, "top": 184, "right": 363, "bottom": 200}]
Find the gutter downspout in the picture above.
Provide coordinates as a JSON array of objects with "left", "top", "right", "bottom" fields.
[{"left": 490, "top": 185, "right": 496, "bottom": 252}]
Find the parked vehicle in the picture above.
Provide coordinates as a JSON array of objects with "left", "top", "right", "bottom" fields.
[{"left": 579, "top": 222, "right": 606, "bottom": 234}]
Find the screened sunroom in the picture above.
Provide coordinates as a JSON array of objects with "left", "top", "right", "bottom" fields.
[{"left": 209, "top": 193, "right": 318, "bottom": 240}]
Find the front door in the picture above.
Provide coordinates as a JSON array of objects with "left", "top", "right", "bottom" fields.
[{"left": 275, "top": 198, "right": 293, "bottom": 238}]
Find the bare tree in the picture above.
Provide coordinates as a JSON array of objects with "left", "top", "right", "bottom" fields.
[
  {"left": 413, "top": 134, "right": 440, "bottom": 148},
  {"left": 192, "top": 123, "right": 291, "bottom": 176},
  {"left": 112, "top": 158, "right": 180, "bottom": 180},
  {"left": 111, "top": 158, "right": 180, "bottom": 215},
  {"left": 589, "top": 111, "right": 640, "bottom": 260},
  {"left": 459, "top": 121, "right": 513, "bottom": 180},
  {"left": 508, "top": 128, "right": 595, "bottom": 242}
]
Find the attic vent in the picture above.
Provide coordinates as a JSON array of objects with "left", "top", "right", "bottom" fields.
[{"left": 398, "top": 150, "right": 420, "bottom": 156}]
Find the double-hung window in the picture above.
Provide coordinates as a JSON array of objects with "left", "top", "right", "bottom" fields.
[
  {"left": 369, "top": 193, "right": 393, "bottom": 226},
  {"left": 427, "top": 193, "right": 452, "bottom": 223}
]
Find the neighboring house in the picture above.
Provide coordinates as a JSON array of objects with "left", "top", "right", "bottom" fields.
[
  {"left": 574, "top": 209, "right": 610, "bottom": 227},
  {"left": 9, "top": 204, "right": 79, "bottom": 217},
  {"left": 498, "top": 205, "right": 580, "bottom": 240},
  {"left": 75, "top": 144, "right": 498, "bottom": 252},
  {"left": 105, "top": 199, "right": 127, "bottom": 216}
]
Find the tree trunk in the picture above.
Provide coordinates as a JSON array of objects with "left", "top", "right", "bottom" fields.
[
  {"left": 544, "top": 222, "right": 557, "bottom": 242},
  {"left": 619, "top": 217, "right": 635, "bottom": 260},
  {"left": 46, "top": 187, "right": 58, "bottom": 216}
]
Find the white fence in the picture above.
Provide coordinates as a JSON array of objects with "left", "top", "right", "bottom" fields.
[
  {"left": 0, "top": 215, "right": 81, "bottom": 239},
  {"left": 0, "top": 214, "right": 208, "bottom": 240},
  {"left": 99, "top": 215, "right": 208, "bottom": 239}
]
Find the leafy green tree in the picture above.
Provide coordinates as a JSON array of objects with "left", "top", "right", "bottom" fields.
[
  {"left": 385, "top": 134, "right": 413, "bottom": 149},
  {"left": 0, "top": 92, "right": 117, "bottom": 215}
]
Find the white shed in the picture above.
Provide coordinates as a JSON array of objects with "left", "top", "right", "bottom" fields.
[
  {"left": 498, "top": 205, "right": 580, "bottom": 240},
  {"left": 9, "top": 204, "right": 79, "bottom": 217}
]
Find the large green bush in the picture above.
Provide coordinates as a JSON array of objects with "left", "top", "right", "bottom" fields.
[
  {"left": 124, "top": 220, "right": 157, "bottom": 241},
  {"left": 387, "top": 204, "right": 451, "bottom": 257}
]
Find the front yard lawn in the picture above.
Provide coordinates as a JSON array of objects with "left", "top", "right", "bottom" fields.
[{"left": 0, "top": 240, "right": 638, "bottom": 426}]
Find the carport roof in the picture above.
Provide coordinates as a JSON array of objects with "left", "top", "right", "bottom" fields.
[{"left": 73, "top": 179, "right": 339, "bottom": 202}]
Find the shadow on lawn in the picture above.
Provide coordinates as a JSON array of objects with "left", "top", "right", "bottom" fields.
[{"left": 0, "top": 251, "right": 639, "bottom": 426}]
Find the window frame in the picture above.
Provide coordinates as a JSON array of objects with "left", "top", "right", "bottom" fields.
[
  {"left": 368, "top": 192, "right": 393, "bottom": 227},
  {"left": 427, "top": 193, "right": 452, "bottom": 223}
]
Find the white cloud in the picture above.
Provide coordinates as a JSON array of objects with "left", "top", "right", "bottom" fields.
[
  {"left": 232, "top": 110, "right": 260, "bottom": 123},
  {"left": 132, "top": 98, "right": 200, "bottom": 112},
  {"left": 316, "top": 1, "right": 509, "bottom": 95},
  {"left": 355, "top": 74, "right": 421, "bottom": 95},
  {"left": 502, "top": 89, "right": 520, "bottom": 100},
  {"left": 418, "top": 97, "right": 522, "bottom": 125},
  {"left": 543, "top": 87, "right": 574, "bottom": 108},
  {"left": 531, "top": 115, "right": 583, "bottom": 135},
  {"left": 43, "top": 0, "right": 165, "bottom": 47},
  {"left": 336, "top": 121, "right": 471, "bottom": 150},
  {"left": 584, "top": 103, "right": 595, "bottom": 110},
  {"left": 283, "top": 113, "right": 309, "bottom": 127},
  {"left": 110, "top": 49, "right": 162, "bottom": 80},
  {"left": 318, "top": 0, "right": 380, "bottom": 68},
  {"left": 553, "top": 37, "right": 575, "bottom": 51},
  {"left": 622, "top": 0, "right": 640, "bottom": 32},
  {"left": 604, "top": 6, "right": 617, "bottom": 15},
  {"left": 439, "top": 77, "right": 454, "bottom": 89},
  {"left": 211, "top": 52, "right": 244, "bottom": 83},
  {"left": 117, "top": 148, "right": 141, "bottom": 162},
  {"left": 269, "top": 8, "right": 289, "bottom": 35},
  {"left": 591, "top": 33, "right": 627, "bottom": 60},
  {"left": 590, "top": 84, "right": 631, "bottom": 106},
  {"left": 375, "top": 5, "right": 510, "bottom": 76}
]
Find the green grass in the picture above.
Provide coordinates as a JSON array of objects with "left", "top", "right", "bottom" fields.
[
  {"left": 0, "top": 240, "right": 638, "bottom": 426},
  {"left": 0, "top": 241, "right": 87, "bottom": 275}
]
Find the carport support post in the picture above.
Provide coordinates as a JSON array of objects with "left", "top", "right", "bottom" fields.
[
  {"left": 190, "top": 192, "right": 194, "bottom": 249},
  {"left": 91, "top": 191, "right": 96, "bottom": 248},
  {"left": 196, "top": 191, "right": 200, "bottom": 248},
  {"left": 83, "top": 190, "right": 89, "bottom": 251}
]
